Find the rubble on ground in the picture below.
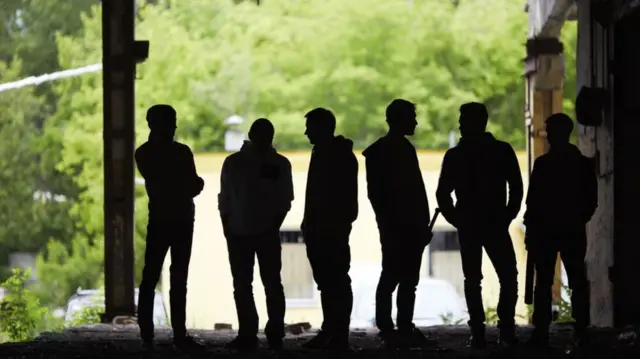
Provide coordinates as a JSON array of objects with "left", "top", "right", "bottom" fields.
[{"left": 0, "top": 324, "right": 634, "bottom": 359}]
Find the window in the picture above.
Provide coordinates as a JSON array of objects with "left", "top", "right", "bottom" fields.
[
  {"left": 427, "top": 230, "right": 464, "bottom": 296},
  {"left": 279, "top": 230, "right": 317, "bottom": 307}
]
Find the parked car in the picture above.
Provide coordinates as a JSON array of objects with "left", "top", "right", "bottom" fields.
[
  {"left": 350, "top": 278, "right": 468, "bottom": 329},
  {"left": 64, "top": 288, "right": 169, "bottom": 327}
]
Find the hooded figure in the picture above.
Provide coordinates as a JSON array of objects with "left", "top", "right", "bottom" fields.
[
  {"left": 300, "top": 108, "right": 357, "bottom": 351},
  {"left": 218, "top": 118, "right": 292, "bottom": 351},
  {"left": 135, "top": 104, "right": 205, "bottom": 351},
  {"left": 436, "top": 102, "right": 522, "bottom": 349},
  {"left": 363, "top": 99, "right": 435, "bottom": 350},
  {"left": 524, "top": 113, "right": 596, "bottom": 348}
]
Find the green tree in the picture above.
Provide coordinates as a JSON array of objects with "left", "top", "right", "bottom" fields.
[
  {"left": 36, "top": 0, "right": 577, "bottom": 305},
  {"left": 0, "top": 0, "right": 95, "bottom": 282},
  {"left": 0, "top": 60, "right": 77, "bottom": 280}
]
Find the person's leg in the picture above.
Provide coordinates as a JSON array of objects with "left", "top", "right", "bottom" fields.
[
  {"left": 325, "top": 231, "right": 353, "bottom": 349},
  {"left": 396, "top": 243, "right": 424, "bottom": 333},
  {"left": 375, "top": 243, "right": 401, "bottom": 335},
  {"left": 226, "top": 235, "right": 259, "bottom": 343},
  {"left": 256, "top": 232, "right": 286, "bottom": 349},
  {"left": 483, "top": 228, "right": 519, "bottom": 344},
  {"left": 397, "top": 242, "right": 436, "bottom": 348},
  {"left": 560, "top": 231, "right": 590, "bottom": 344},
  {"left": 457, "top": 229, "right": 486, "bottom": 346},
  {"left": 165, "top": 220, "right": 205, "bottom": 350},
  {"left": 138, "top": 220, "right": 170, "bottom": 344},
  {"left": 303, "top": 241, "right": 333, "bottom": 348},
  {"left": 529, "top": 243, "right": 558, "bottom": 345}
]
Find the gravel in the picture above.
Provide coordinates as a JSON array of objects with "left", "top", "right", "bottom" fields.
[{"left": 0, "top": 324, "right": 635, "bottom": 359}]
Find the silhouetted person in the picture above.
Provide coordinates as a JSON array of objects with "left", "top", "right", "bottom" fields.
[
  {"left": 136, "top": 104, "right": 205, "bottom": 351},
  {"left": 524, "top": 113, "right": 596, "bottom": 348},
  {"left": 363, "top": 99, "right": 435, "bottom": 350},
  {"left": 436, "top": 102, "right": 522, "bottom": 348},
  {"left": 218, "top": 118, "right": 292, "bottom": 351},
  {"left": 301, "top": 108, "right": 357, "bottom": 350}
]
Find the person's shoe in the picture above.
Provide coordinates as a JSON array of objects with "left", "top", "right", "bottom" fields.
[
  {"left": 140, "top": 338, "right": 155, "bottom": 351},
  {"left": 527, "top": 328, "right": 549, "bottom": 347},
  {"left": 173, "top": 334, "right": 206, "bottom": 351},
  {"left": 267, "top": 336, "right": 284, "bottom": 351},
  {"left": 302, "top": 330, "right": 332, "bottom": 349},
  {"left": 572, "top": 328, "right": 590, "bottom": 349},
  {"left": 378, "top": 329, "right": 400, "bottom": 350},
  {"left": 404, "top": 328, "right": 438, "bottom": 349},
  {"left": 225, "top": 336, "right": 258, "bottom": 351},
  {"left": 326, "top": 336, "right": 352, "bottom": 352},
  {"left": 497, "top": 327, "right": 518, "bottom": 348},
  {"left": 468, "top": 326, "right": 487, "bottom": 349}
]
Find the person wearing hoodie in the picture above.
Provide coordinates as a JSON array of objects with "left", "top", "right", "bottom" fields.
[
  {"left": 300, "top": 107, "right": 358, "bottom": 351},
  {"left": 218, "top": 118, "right": 293, "bottom": 351},
  {"left": 436, "top": 102, "right": 523, "bottom": 348},
  {"left": 363, "top": 99, "right": 435, "bottom": 350},
  {"left": 135, "top": 104, "right": 206, "bottom": 351},
  {"left": 524, "top": 113, "right": 596, "bottom": 348}
]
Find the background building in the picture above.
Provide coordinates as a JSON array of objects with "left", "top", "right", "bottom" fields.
[{"left": 161, "top": 150, "right": 532, "bottom": 330}]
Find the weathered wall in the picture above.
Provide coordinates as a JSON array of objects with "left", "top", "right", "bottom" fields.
[
  {"left": 611, "top": 4, "right": 640, "bottom": 327},
  {"left": 575, "top": 0, "right": 614, "bottom": 327}
]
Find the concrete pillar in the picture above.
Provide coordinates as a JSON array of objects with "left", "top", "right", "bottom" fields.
[{"left": 102, "top": 0, "right": 137, "bottom": 321}]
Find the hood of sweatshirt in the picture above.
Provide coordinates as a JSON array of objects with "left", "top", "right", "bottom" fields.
[
  {"left": 548, "top": 143, "right": 583, "bottom": 159},
  {"left": 362, "top": 135, "right": 410, "bottom": 159},
  {"left": 239, "top": 140, "right": 277, "bottom": 159}
]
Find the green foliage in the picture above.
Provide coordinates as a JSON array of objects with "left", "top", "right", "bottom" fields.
[
  {"left": 9, "top": 0, "right": 577, "bottom": 308},
  {"left": 0, "top": 0, "right": 91, "bottom": 282},
  {"left": 439, "top": 311, "right": 466, "bottom": 325},
  {"left": 556, "top": 284, "right": 574, "bottom": 323},
  {"left": 0, "top": 268, "right": 48, "bottom": 342},
  {"left": 66, "top": 293, "right": 103, "bottom": 327}
]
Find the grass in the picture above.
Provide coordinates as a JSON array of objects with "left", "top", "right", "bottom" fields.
[{"left": 195, "top": 150, "right": 530, "bottom": 174}]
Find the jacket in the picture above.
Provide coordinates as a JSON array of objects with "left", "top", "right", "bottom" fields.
[
  {"left": 363, "top": 135, "right": 431, "bottom": 237},
  {"left": 436, "top": 132, "right": 523, "bottom": 228},
  {"left": 302, "top": 135, "right": 358, "bottom": 234},
  {"left": 524, "top": 143, "right": 597, "bottom": 233},
  {"left": 218, "top": 141, "right": 294, "bottom": 236},
  {"left": 135, "top": 138, "right": 204, "bottom": 221}
]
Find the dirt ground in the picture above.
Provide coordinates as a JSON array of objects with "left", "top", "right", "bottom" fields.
[{"left": 0, "top": 324, "right": 637, "bottom": 359}]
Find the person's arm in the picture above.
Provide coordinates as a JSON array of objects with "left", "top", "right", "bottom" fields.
[
  {"left": 218, "top": 157, "right": 232, "bottom": 234},
  {"left": 135, "top": 146, "right": 161, "bottom": 196},
  {"left": 436, "top": 150, "right": 457, "bottom": 226},
  {"left": 366, "top": 156, "right": 388, "bottom": 221},
  {"left": 523, "top": 159, "right": 542, "bottom": 228},
  {"left": 344, "top": 152, "right": 359, "bottom": 223},
  {"left": 504, "top": 144, "right": 524, "bottom": 220},
  {"left": 183, "top": 146, "right": 204, "bottom": 198},
  {"left": 524, "top": 159, "right": 544, "bottom": 250},
  {"left": 274, "top": 158, "right": 294, "bottom": 229},
  {"left": 134, "top": 147, "right": 148, "bottom": 180}
]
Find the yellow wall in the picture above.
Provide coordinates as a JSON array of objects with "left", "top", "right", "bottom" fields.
[{"left": 161, "top": 151, "right": 531, "bottom": 329}]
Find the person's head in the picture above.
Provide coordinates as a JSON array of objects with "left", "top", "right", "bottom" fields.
[
  {"left": 386, "top": 99, "right": 417, "bottom": 136},
  {"left": 146, "top": 104, "right": 177, "bottom": 141},
  {"left": 545, "top": 113, "right": 574, "bottom": 147},
  {"left": 458, "top": 102, "right": 488, "bottom": 139},
  {"left": 248, "top": 118, "right": 275, "bottom": 149},
  {"left": 304, "top": 107, "right": 336, "bottom": 145}
]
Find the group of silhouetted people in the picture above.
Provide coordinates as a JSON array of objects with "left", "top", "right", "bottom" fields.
[{"left": 134, "top": 100, "right": 597, "bottom": 352}]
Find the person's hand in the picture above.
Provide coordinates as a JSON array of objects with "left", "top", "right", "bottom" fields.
[
  {"left": 221, "top": 215, "right": 230, "bottom": 237},
  {"left": 525, "top": 231, "right": 539, "bottom": 255},
  {"left": 422, "top": 228, "right": 434, "bottom": 246}
]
